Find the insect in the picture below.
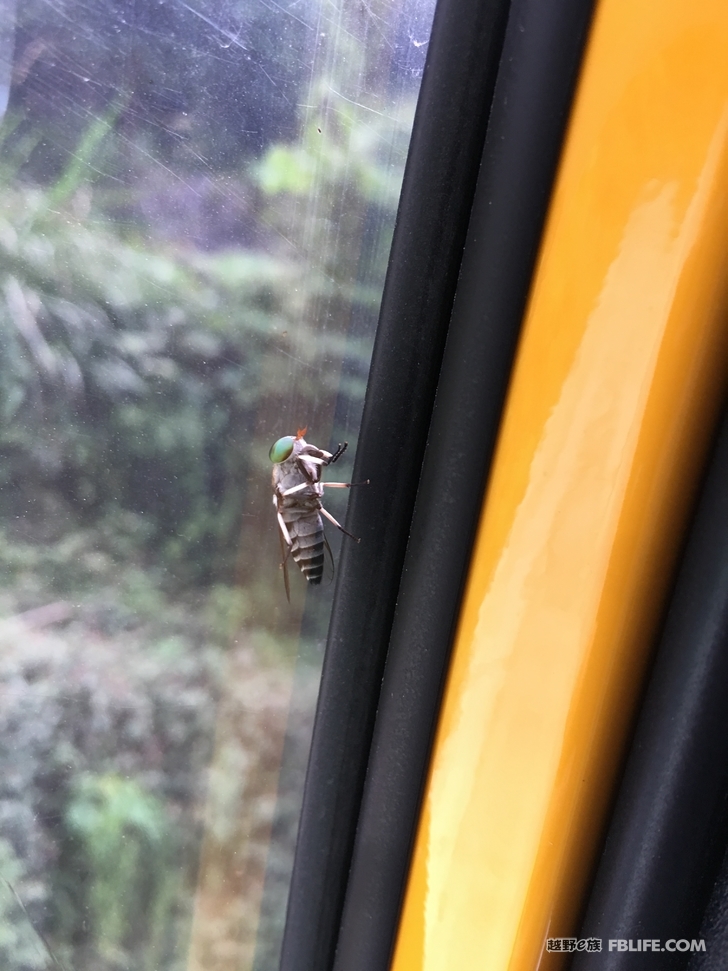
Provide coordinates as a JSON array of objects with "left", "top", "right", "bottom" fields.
[{"left": 269, "top": 427, "right": 363, "bottom": 599}]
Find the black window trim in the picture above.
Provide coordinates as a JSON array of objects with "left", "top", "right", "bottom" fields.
[{"left": 279, "top": 1, "right": 597, "bottom": 969}]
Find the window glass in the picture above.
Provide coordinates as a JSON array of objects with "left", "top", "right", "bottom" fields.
[{"left": 0, "top": 0, "right": 436, "bottom": 968}]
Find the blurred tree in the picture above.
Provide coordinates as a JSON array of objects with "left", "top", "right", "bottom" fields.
[
  {"left": 9, "top": 0, "right": 310, "bottom": 180},
  {"left": 62, "top": 774, "right": 177, "bottom": 969},
  {"left": 0, "top": 0, "right": 434, "bottom": 967},
  {"left": 0, "top": 839, "right": 48, "bottom": 971}
]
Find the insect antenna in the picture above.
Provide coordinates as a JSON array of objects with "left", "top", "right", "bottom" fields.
[{"left": 327, "top": 442, "right": 348, "bottom": 464}]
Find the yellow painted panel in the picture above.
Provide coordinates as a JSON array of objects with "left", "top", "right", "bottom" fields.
[{"left": 391, "top": 1, "right": 728, "bottom": 970}]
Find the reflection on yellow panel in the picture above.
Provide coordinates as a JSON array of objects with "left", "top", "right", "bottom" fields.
[{"left": 391, "top": 2, "right": 728, "bottom": 970}]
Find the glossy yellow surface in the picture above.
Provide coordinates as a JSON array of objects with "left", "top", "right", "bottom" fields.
[{"left": 391, "top": 1, "right": 728, "bottom": 969}]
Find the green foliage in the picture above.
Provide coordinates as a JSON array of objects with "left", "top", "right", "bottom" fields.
[
  {"left": 11, "top": 0, "right": 308, "bottom": 183},
  {"left": 47, "top": 102, "right": 124, "bottom": 209},
  {"left": 257, "top": 85, "right": 414, "bottom": 210},
  {"left": 204, "top": 583, "right": 251, "bottom": 643},
  {"left": 256, "top": 144, "right": 319, "bottom": 196},
  {"left": 255, "top": 79, "right": 416, "bottom": 290},
  {"left": 64, "top": 774, "right": 177, "bottom": 967},
  {"left": 0, "top": 1, "right": 426, "bottom": 967},
  {"left": 0, "top": 606, "right": 220, "bottom": 971},
  {"left": 0, "top": 177, "right": 355, "bottom": 584},
  {"left": 0, "top": 0, "right": 412, "bottom": 595}
]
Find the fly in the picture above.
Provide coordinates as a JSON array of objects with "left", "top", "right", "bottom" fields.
[{"left": 269, "top": 427, "right": 365, "bottom": 600}]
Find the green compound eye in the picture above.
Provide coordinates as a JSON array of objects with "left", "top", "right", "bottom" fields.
[{"left": 269, "top": 436, "right": 295, "bottom": 463}]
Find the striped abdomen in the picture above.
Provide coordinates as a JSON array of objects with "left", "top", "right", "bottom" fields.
[{"left": 283, "top": 506, "right": 325, "bottom": 584}]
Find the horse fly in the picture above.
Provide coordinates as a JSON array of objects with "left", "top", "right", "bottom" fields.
[{"left": 269, "top": 427, "right": 365, "bottom": 600}]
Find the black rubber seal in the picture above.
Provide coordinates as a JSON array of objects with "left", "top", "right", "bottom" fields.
[
  {"left": 331, "top": 1, "right": 597, "bottom": 969},
  {"left": 572, "top": 407, "right": 728, "bottom": 971},
  {"left": 277, "top": 1, "right": 511, "bottom": 969},
  {"left": 689, "top": 832, "right": 728, "bottom": 971}
]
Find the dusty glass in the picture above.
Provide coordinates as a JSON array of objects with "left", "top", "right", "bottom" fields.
[{"left": 0, "top": 0, "right": 436, "bottom": 968}]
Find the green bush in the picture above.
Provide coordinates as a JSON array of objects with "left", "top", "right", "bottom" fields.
[{"left": 63, "top": 774, "right": 178, "bottom": 968}]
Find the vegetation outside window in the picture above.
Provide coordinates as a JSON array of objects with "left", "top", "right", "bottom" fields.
[{"left": 0, "top": 1, "right": 437, "bottom": 967}]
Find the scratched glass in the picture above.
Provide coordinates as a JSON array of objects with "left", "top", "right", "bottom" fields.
[{"left": 0, "top": 0, "right": 435, "bottom": 968}]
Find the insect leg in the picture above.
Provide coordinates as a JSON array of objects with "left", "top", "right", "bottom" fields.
[
  {"left": 277, "top": 511, "right": 293, "bottom": 547},
  {"left": 321, "top": 506, "right": 360, "bottom": 542},
  {"left": 281, "top": 481, "right": 310, "bottom": 497},
  {"left": 321, "top": 479, "right": 370, "bottom": 488}
]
